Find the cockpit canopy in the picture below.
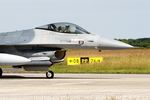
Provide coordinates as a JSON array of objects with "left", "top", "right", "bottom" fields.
[{"left": 36, "top": 22, "right": 90, "bottom": 34}]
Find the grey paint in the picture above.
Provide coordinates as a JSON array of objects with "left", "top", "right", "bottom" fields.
[
  {"left": 0, "top": 29, "right": 35, "bottom": 45},
  {"left": 0, "top": 22, "right": 133, "bottom": 70}
]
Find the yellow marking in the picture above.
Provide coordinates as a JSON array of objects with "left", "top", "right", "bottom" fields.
[
  {"left": 67, "top": 57, "right": 103, "bottom": 65},
  {"left": 89, "top": 57, "right": 103, "bottom": 64},
  {"left": 67, "top": 58, "right": 80, "bottom": 65}
]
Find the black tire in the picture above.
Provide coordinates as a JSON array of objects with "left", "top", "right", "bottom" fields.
[
  {"left": 46, "top": 71, "right": 54, "bottom": 79},
  {"left": 0, "top": 68, "right": 3, "bottom": 77}
]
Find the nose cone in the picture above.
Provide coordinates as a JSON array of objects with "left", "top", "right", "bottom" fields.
[{"left": 99, "top": 38, "right": 134, "bottom": 50}]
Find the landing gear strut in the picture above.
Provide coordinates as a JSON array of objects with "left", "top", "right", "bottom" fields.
[
  {"left": 0, "top": 68, "right": 3, "bottom": 77},
  {"left": 46, "top": 70, "right": 54, "bottom": 79}
]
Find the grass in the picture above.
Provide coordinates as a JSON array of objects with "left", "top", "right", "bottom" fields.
[
  {"left": 51, "top": 48, "right": 150, "bottom": 74},
  {"left": 1, "top": 49, "right": 150, "bottom": 74}
]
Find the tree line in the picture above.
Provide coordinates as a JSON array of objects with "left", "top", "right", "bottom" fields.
[{"left": 115, "top": 38, "right": 150, "bottom": 48}]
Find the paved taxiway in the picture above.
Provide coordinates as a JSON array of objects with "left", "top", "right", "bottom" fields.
[{"left": 0, "top": 73, "right": 150, "bottom": 100}]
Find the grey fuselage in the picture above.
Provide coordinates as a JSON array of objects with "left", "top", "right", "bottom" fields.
[
  {"left": 0, "top": 29, "right": 100, "bottom": 58},
  {"left": 0, "top": 22, "right": 133, "bottom": 60}
]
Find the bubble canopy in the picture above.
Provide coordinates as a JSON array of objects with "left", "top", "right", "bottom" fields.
[{"left": 36, "top": 22, "right": 90, "bottom": 34}]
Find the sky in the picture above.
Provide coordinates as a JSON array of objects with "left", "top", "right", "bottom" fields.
[{"left": 0, "top": 0, "right": 149, "bottom": 39}]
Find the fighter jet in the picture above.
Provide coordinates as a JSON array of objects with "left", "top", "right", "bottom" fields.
[{"left": 0, "top": 22, "right": 133, "bottom": 78}]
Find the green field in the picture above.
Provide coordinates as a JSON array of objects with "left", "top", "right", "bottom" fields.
[{"left": 51, "top": 49, "right": 150, "bottom": 74}]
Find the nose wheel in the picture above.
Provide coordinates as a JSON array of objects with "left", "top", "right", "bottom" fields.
[
  {"left": 46, "top": 70, "right": 54, "bottom": 79},
  {"left": 0, "top": 68, "right": 3, "bottom": 77}
]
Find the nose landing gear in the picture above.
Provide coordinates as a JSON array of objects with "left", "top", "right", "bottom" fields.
[
  {"left": 0, "top": 68, "right": 3, "bottom": 77},
  {"left": 46, "top": 70, "right": 54, "bottom": 79}
]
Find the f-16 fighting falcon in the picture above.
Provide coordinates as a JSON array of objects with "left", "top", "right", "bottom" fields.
[{"left": 0, "top": 22, "right": 133, "bottom": 78}]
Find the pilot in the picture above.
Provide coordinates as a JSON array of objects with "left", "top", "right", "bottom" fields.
[
  {"left": 64, "top": 25, "right": 70, "bottom": 33},
  {"left": 58, "top": 26, "right": 62, "bottom": 32}
]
